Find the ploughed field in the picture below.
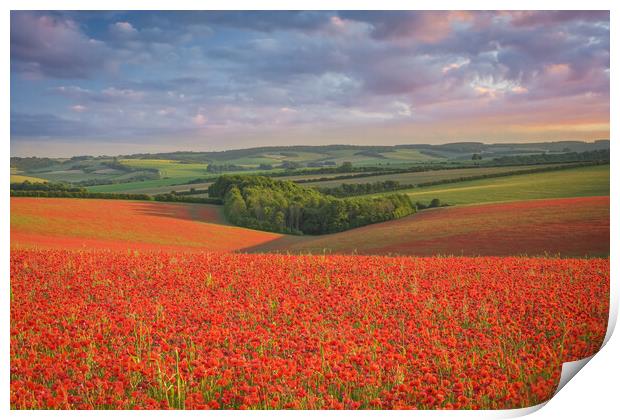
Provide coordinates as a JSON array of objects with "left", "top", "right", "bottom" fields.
[
  {"left": 10, "top": 250, "right": 609, "bottom": 409},
  {"left": 11, "top": 196, "right": 609, "bottom": 257}
]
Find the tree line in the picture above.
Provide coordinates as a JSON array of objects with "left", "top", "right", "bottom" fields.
[
  {"left": 491, "top": 149, "right": 609, "bottom": 165},
  {"left": 208, "top": 175, "right": 416, "bottom": 235},
  {"left": 10, "top": 181, "right": 222, "bottom": 204}
]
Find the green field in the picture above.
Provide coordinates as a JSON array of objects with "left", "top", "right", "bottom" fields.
[
  {"left": 12, "top": 158, "right": 158, "bottom": 185},
  {"left": 96, "top": 172, "right": 374, "bottom": 195},
  {"left": 87, "top": 167, "right": 283, "bottom": 193},
  {"left": 86, "top": 177, "right": 201, "bottom": 193},
  {"left": 119, "top": 159, "right": 209, "bottom": 178},
  {"left": 11, "top": 143, "right": 609, "bottom": 197},
  {"left": 392, "top": 165, "right": 609, "bottom": 205}
]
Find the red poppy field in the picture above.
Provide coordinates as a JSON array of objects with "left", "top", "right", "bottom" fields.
[
  {"left": 10, "top": 196, "right": 610, "bottom": 257},
  {"left": 10, "top": 249, "right": 609, "bottom": 409},
  {"left": 10, "top": 197, "right": 282, "bottom": 252},
  {"left": 254, "top": 196, "right": 610, "bottom": 257}
]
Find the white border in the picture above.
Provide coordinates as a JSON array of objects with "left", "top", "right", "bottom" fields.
[{"left": 3, "top": 1, "right": 616, "bottom": 419}]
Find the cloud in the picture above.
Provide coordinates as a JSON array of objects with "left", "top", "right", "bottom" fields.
[
  {"left": 10, "top": 11, "right": 610, "bottom": 152},
  {"left": 339, "top": 11, "right": 473, "bottom": 41},
  {"left": 167, "top": 11, "right": 333, "bottom": 33},
  {"left": 11, "top": 113, "right": 95, "bottom": 138},
  {"left": 192, "top": 113, "right": 207, "bottom": 126},
  {"left": 11, "top": 12, "right": 111, "bottom": 79},
  {"left": 70, "top": 105, "right": 87, "bottom": 112},
  {"left": 52, "top": 85, "right": 145, "bottom": 102},
  {"left": 110, "top": 21, "right": 138, "bottom": 37},
  {"left": 507, "top": 11, "right": 610, "bottom": 27}
]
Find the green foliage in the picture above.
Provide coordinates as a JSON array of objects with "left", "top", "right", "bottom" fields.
[
  {"left": 429, "top": 198, "right": 442, "bottom": 208},
  {"left": 318, "top": 180, "right": 405, "bottom": 197},
  {"left": 492, "top": 149, "right": 609, "bottom": 165},
  {"left": 339, "top": 161, "right": 354, "bottom": 171},
  {"left": 280, "top": 161, "right": 302, "bottom": 170},
  {"left": 207, "top": 163, "right": 247, "bottom": 173},
  {"left": 10, "top": 181, "right": 85, "bottom": 192},
  {"left": 10, "top": 190, "right": 153, "bottom": 201},
  {"left": 210, "top": 175, "right": 416, "bottom": 235}
]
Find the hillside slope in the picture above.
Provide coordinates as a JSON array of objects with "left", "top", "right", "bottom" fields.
[
  {"left": 248, "top": 196, "right": 609, "bottom": 257},
  {"left": 11, "top": 198, "right": 282, "bottom": 252},
  {"left": 11, "top": 195, "right": 609, "bottom": 257}
]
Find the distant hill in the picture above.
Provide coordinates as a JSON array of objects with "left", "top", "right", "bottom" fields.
[
  {"left": 10, "top": 140, "right": 609, "bottom": 192},
  {"left": 114, "top": 140, "right": 610, "bottom": 163}
]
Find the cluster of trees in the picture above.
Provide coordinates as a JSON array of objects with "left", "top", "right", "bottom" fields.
[
  {"left": 207, "top": 163, "right": 247, "bottom": 173},
  {"left": 318, "top": 180, "right": 407, "bottom": 197},
  {"left": 415, "top": 199, "right": 446, "bottom": 210},
  {"left": 209, "top": 175, "right": 416, "bottom": 235},
  {"left": 170, "top": 188, "right": 211, "bottom": 196},
  {"left": 10, "top": 181, "right": 85, "bottom": 192}
]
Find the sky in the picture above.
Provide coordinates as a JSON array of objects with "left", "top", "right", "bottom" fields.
[{"left": 10, "top": 10, "right": 610, "bottom": 157}]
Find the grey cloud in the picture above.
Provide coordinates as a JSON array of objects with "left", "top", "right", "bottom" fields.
[
  {"left": 11, "top": 12, "right": 111, "bottom": 79},
  {"left": 11, "top": 113, "right": 95, "bottom": 138}
]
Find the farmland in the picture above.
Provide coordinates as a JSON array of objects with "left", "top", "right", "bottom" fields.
[
  {"left": 10, "top": 195, "right": 609, "bottom": 257},
  {"left": 9, "top": 7, "right": 612, "bottom": 412},
  {"left": 396, "top": 165, "right": 609, "bottom": 206},
  {"left": 10, "top": 250, "right": 609, "bottom": 409},
  {"left": 303, "top": 164, "right": 576, "bottom": 188},
  {"left": 10, "top": 141, "right": 609, "bottom": 196},
  {"left": 9, "top": 143, "right": 611, "bottom": 410},
  {"left": 11, "top": 198, "right": 281, "bottom": 252},
  {"left": 87, "top": 176, "right": 209, "bottom": 194},
  {"left": 85, "top": 161, "right": 606, "bottom": 196}
]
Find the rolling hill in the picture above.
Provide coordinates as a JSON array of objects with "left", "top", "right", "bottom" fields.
[
  {"left": 250, "top": 196, "right": 609, "bottom": 257},
  {"left": 10, "top": 198, "right": 282, "bottom": 252},
  {"left": 11, "top": 195, "right": 609, "bottom": 257}
]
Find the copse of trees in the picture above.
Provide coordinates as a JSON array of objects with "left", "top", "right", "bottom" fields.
[{"left": 209, "top": 175, "right": 416, "bottom": 235}]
